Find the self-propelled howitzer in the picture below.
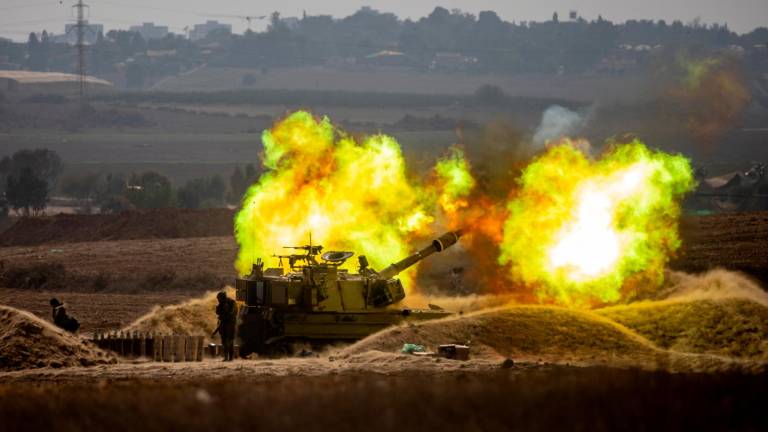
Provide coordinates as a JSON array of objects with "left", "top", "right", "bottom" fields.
[{"left": 235, "top": 231, "right": 461, "bottom": 356}]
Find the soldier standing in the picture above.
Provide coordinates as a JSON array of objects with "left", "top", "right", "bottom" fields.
[
  {"left": 49, "top": 298, "right": 80, "bottom": 333},
  {"left": 214, "top": 291, "right": 237, "bottom": 361}
]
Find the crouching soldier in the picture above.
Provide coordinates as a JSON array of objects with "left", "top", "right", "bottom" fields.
[
  {"left": 213, "top": 291, "right": 237, "bottom": 361},
  {"left": 49, "top": 298, "right": 80, "bottom": 333}
]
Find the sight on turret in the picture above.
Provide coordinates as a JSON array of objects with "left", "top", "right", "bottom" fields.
[{"left": 235, "top": 231, "right": 462, "bottom": 356}]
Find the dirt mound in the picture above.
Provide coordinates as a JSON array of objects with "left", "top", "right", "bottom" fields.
[
  {"left": 123, "top": 287, "right": 234, "bottom": 339},
  {"left": 598, "top": 270, "right": 768, "bottom": 360},
  {"left": 340, "top": 301, "right": 765, "bottom": 372},
  {"left": 662, "top": 269, "right": 768, "bottom": 305},
  {"left": 599, "top": 298, "right": 768, "bottom": 360},
  {"left": 0, "top": 305, "right": 114, "bottom": 371},
  {"left": 0, "top": 209, "right": 235, "bottom": 246},
  {"left": 342, "top": 306, "right": 660, "bottom": 366}
]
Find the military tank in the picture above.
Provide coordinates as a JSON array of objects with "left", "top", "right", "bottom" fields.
[{"left": 235, "top": 231, "right": 461, "bottom": 356}]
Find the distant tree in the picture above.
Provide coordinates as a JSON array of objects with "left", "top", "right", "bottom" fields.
[
  {"left": 208, "top": 175, "right": 226, "bottom": 203},
  {"left": 61, "top": 173, "right": 102, "bottom": 213},
  {"left": 244, "top": 163, "right": 257, "bottom": 181},
  {"left": 228, "top": 166, "right": 245, "bottom": 203},
  {"left": 126, "top": 171, "right": 174, "bottom": 209},
  {"left": 6, "top": 167, "right": 48, "bottom": 216},
  {"left": 0, "top": 149, "right": 61, "bottom": 195},
  {"left": 26, "top": 32, "right": 47, "bottom": 71},
  {"left": 26, "top": 32, "right": 39, "bottom": 49},
  {"left": 474, "top": 84, "right": 507, "bottom": 105},
  {"left": 91, "top": 172, "right": 133, "bottom": 213},
  {"left": 177, "top": 175, "right": 226, "bottom": 208},
  {"left": 227, "top": 164, "right": 258, "bottom": 204},
  {"left": 125, "top": 63, "right": 146, "bottom": 88},
  {"left": 94, "top": 173, "right": 127, "bottom": 206}
]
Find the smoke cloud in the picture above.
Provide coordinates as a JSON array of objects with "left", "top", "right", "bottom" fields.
[{"left": 532, "top": 105, "right": 590, "bottom": 148}]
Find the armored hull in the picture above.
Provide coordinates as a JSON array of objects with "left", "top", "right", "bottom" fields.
[{"left": 235, "top": 231, "right": 461, "bottom": 356}]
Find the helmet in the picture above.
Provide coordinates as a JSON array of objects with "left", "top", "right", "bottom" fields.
[{"left": 50, "top": 298, "right": 63, "bottom": 307}]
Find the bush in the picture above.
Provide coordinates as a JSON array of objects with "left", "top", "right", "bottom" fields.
[
  {"left": 99, "top": 195, "right": 134, "bottom": 214},
  {"left": 126, "top": 171, "right": 174, "bottom": 209}
]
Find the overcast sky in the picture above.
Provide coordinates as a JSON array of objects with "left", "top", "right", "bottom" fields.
[{"left": 1, "top": 0, "right": 766, "bottom": 40}]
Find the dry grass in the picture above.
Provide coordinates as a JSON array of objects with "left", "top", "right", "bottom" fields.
[
  {"left": 123, "top": 287, "right": 234, "bottom": 339},
  {"left": 599, "top": 298, "right": 768, "bottom": 360}
]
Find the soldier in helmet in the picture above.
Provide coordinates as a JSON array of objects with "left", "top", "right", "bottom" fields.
[
  {"left": 49, "top": 298, "right": 80, "bottom": 333},
  {"left": 213, "top": 291, "right": 237, "bottom": 361}
]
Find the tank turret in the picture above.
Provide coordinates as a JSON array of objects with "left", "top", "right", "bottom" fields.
[{"left": 235, "top": 231, "right": 462, "bottom": 356}]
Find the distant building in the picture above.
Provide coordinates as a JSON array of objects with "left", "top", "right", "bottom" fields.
[
  {"left": 129, "top": 22, "right": 169, "bottom": 40},
  {"left": 362, "top": 50, "right": 408, "bottom": 67},
  {"left": 57, "top": 21, "right": 103, "bottom": 45},
  {"left": 429, "top": 52, "right": 478, "bottom": 71},
  {"left": 190, "top": 20, "right": 232, "bottom": 41},
  {"left": 0, "top": 70, "right": 113, "bottom": 94},
  {"left": 145, "top": 49, "right": 176, "bottom": 58},
  {"left": 281, "top": 17, "right": 300, "bottom": 30}
]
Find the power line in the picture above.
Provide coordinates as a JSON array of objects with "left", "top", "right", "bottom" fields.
[{"left": 0, "top": 2, "right": 62, "bottom": 12}]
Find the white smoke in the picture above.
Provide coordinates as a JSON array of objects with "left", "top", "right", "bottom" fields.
[{"left": 532, "top": 105, "right": 590, "bottom": 147}]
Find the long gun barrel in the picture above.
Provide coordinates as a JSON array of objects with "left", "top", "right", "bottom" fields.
[{"left": 377, "top": 230, "right": 462, "bottom": 280}]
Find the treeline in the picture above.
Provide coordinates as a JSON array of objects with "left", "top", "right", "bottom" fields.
[
  {"left": 61, "top": 164, "right": 259, "bottom": 214},
  {"left": 2, "top": 7, "right": 766, "bottom": 82},
  {"left": 0, "top": 148, "right": 260, "bottom": 217},
  {"left": 93, "top": 86, "right": 575, "bottom": 109},
  {"left": 96, "top": 89, "right": 460, "bottom": 107},
  {"left": 220, "top": 9, "right": 767, "bottom": 73}
]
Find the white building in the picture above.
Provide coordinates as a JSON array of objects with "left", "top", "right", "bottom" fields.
[
  {"left": 129, "top": 22, "right": 169, "bottom": 40},
  {"left": 189, "top": 20, "right": 232, "bottom": 41}
]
